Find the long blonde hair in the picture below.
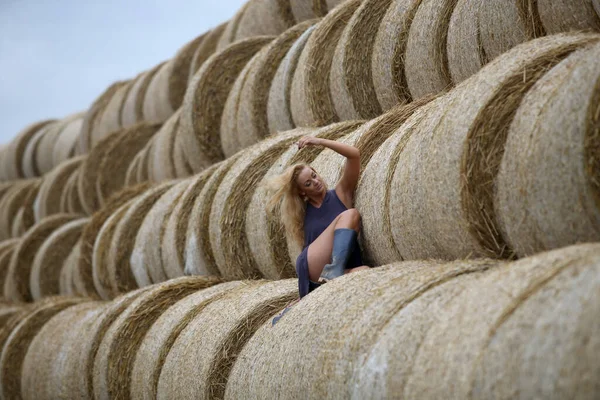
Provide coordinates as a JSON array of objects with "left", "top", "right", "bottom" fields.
[{"left": 266, "top": 164, "right": 311, "bottom": 246}]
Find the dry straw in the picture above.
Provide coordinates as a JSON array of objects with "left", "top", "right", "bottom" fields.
[
  {"left": 4, "top": 214, "right": 79, "bottom": 302},
  {"left": 211, "top": 131, "right": 304, "bottom": 280},
  {"left": 2, "top": 120, "right": 54, "bottom": 179},
  {"left": 191, "top": 23, "right": 227, "bottom": 76},
  {"left": 234, "top": 0, "right": 295, "bottom": 41},
  {"left": 60, "top": 239, "right": 82, "bottom": 296},
  {"left": 225, "top": 259, "right": 499, "bottom": 399},
  {"left": 371, "top": 0, "right": 421, "bottom": 111},
  {"left": 0, "top": 296, "right": 87, "bottom": 400},
  {"left": 0, "top": 240, "right": 19, "bottom": 298},
  {"left": 21, "top": 123, "right": 53, "bottom": 178},
  {"left": 595, "top": 0, "right": 600, "bottom": 17},
  {"left": 390, "top": 33, "right": 598, "bottom": 261},
  {"left": 131, "top": 179, "right": 191, "bottom": 288},
  {"left": 148, "top": 111, "right": 180, "bottom": 182},
  {"left": 158, "top": 279, "right": 297, "bottom": 400},
  {"left": 180, "top": 36, "right": 274, "bottom": 172},
  {"left": 130, "top": 281, "right": 244, "bottom": 400},
  {"left": 29, "top": 218, "right": 88, "bottom": 300},
  {"left": 142, "top": 61, "right": 175, "bottom": 124},
  {"left": 290, "top": 0, "right": 328, "bottom": 21},
  {"left": 13, "top": 180, "right": 42, "bottom": 237},
  {"left": 185, "top": 157, "right": 243, "bottom": 277},
  {"left": 121, "top": 71, "right": 151, "bottom": 127},
  {"left": 124, "top": 151, "right": 145, "bottom": 187},
  {"left": 538, "top": 0, "right": 600, "bottom": 33},
  {"left": 94, "top": 81, "right": 133, "bottom": 145},
  {"left": 35, "top": 124, "right": 65, "bottom": 174},
  {"left": 52, "top": 112, "right": 85, "bottom": 166},
  {"left": 63, "top": 167, "right": 87, "bottom": 215},
  {"left": 245, "top": 121, "right": 361, "bottom": 280},
  {"left": 495, "top": 42, "right": 600, "bottom": 257},
  {"left": 34, "top": 156, "right": 85, "bottom": 222},
  {"left": 172, "top": 127, "right": 194, "bottom": 178},
  {"left": 0, "top": 304, "right": 21, "bottom": 329},
  {"left": 20, "top": 302, "right": 105, "bottom": 400},
  {"left": 446, "top": 0, "right": 486, "bottom": 84},
  {"left": 290, "top": 0, "right": 361, "bottom": 127},
  {"left": 161, "top": 165, "right": 219, "bottom": 280},
  {"left": 168, "top": 34, "right": 208, "bottom": 110},
  {"left": 217, "top": 3, "right": 251, "bottom": 50},
  {"left": 0, "top": 180, "right": 39, "bottom": 240},
  {"left": 95, "top": 122, "right": 160, "bottom": 205},
  {"left": 93, "top": 276, "right": 221, "bottom": 400},
  {"left": 233, "top": 20, "right": 317, "bottom": 155},
  {"left": 141, "top": 137, "right": 156, "bottom": 183},
  {"left": 330, "top": 0, "right": 396, "bottom": 120},
  {"left": 267, "top": 25, "right": 317, "bottom": 134},
  {"left": 79, "top": 182, "right": 152, "bottom": 299},
  {"left": 478, "top": 0, "right": 546, "bottom": 62}
]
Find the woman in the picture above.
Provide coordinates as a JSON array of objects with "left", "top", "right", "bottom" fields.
[{"left": 267, "top": 136, "right": 370, "bottom": 301}]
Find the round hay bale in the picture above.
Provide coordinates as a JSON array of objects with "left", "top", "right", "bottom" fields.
[
  {"left": 21, "top": 122, "right": 55, "bottom": 178},
  {"left": 124, "top": 150, "right": 145, "bottom": 187},
  {"left": 0, "top": 296, "right": 87, "bottom": 400},
  {"left": 148, "top": 112, "right": 179, "bottom": 182},
  {"left": 172, "top": 126, "right": 194, "bottom": 178},
  {"left": 595, "top": 0, "right": 600, "bottom": 16},
  {"left": 3, "top": 120, "right": 55, "bottom": 180},
  {"left": 538, "top": 0, "right": 600, "bottom": 33},
  {"left": 235, "top": 0, "right": 295, "bottom": 40},
  {"left": 52, "top": 112, "right": 85, "bottom": 166},
  {"left": 105, "top": 181, "right": 176, "bottom": 298},
  {"left": 371, "top": 0, "right": 422, "bottom": 111},
  {"left": 0, "top": 180, "right": 39, "bottom": 240},
  {"left": 330, "top": 0, "right": 399, "bottom": 120},
  {"left": 224, "top": 259, "right": 497, "bottom": 399},
  {"left": 447, "top": 0, "right": 486, "bottom": 84},
  {"left": 404, "top": 0, "right": 458, "bottom": 100},
  {"left": 78, "top": 81, "right": 128, "bottom": 154},
  {"left": 478, "top": 0, "right": 546, "bottom": 62},
  {"left": 35, "top": 156, "right": 85, "bottom": 222},
  {"left": 121, "top": 71, "right": 151, "bottom": 128},
  {"left": 60, "top": 239, "right": 82, "bottom": 296},
  {"left": 131, "top": 280, "right": 244, "bottom": 400},
  {"left": 495, "top": 42, "right": 600, "bottom": 257},
  {"left": 267, "top": 24, "right": 318, "bottom": 134},
  {"left": 233, "top": 20, "right": 317, "bottom": 155},
  {"left": 211, "top": 131, "right": 305, "bottom": 280},
  {"left": 93, "top": 276, "right": 222, "bottom": 400},
  {"left": 131, "top": 179, "right": 191, "bottom": 287},
  {"left": 0, "top": 239, "right": 19, "bottom": 298},
  {"left": 60, "top": 166, "right": 83, "bottom": 214},
  {"left": 78, "top": 128, "right": 126, "bottom": 214},
  {"left": 168, "top": 34, "right": 208, "bottom": 111},
  {"left": 90, "top": 80, "right": 133, "bottom": 144},
  {"left": 217, "top": 3, "right": 252, "bottom": 50},
  {"left": 246, "top": 121, "right": 361, "bottom": 280},
  {"left": 0, "top": 304, "right": 21, "bottom": 330},
  {"left": 20, "top": 302, "right": 105, "bottom": 400},
  {"left": 161, "top": 166, "right": 219, "bottom": 279},
  {"left": 29, "top": 218, "right": 88, "bottom": 300},
  {"left": 9, "top": 209, "right": 25, "bottom": 239},
  {"left": 4, "top": 214, "right": 79, "bottom": 302},
  {"left": 180, "top": 36, "right": 275, "bottom": 172},
  {"left": 95, "top": 122, "right": 160, "bottom": 205},
  {"left": 192, "top": 22, "right": 227, "bottom": 75},
  {"left": 137, "top": 137, "right": 155, "bottom": 183},
  {"left": 13, "top": 180, "right": 42, "bottom": 237},
  {"left": 290, "top": 0, "right": 327, "bottom": 21},
  {"left": 158, "top": 279, "right": 297, "bottom": 400},
  {"left": 290, "top": 0, "right": 361, "bottom": 127},
  {"left": 142, "top": 60, "right": 175, "bottom": 124}
]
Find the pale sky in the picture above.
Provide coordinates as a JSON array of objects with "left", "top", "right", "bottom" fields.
[{"left": 0, "top": 0, "right": 246, "bottom": 144}]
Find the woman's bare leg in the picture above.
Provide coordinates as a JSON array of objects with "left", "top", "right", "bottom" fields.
[{"left": 306, "top": 209, "right": 361, "bottom": 282}]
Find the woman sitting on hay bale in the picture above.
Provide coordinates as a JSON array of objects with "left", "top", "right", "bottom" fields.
[{"left": 268, "top": 137, "right": 370, "bottom": 321}]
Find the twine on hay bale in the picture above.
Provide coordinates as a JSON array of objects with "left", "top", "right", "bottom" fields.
[
  {"left": 3, "top": 120, "right": 54, "bottom": 180},
  {"left": 234, "top": 0, "right": 295, "bottom": 41},
  {"left": 148, "top": 111, "right": 180, "bottom": 182},
  {"left": 29, "top": 218, "right": 88, "bottom": 300},
  {"left": 52, "top": 111, "right": 85, "bottom": 166},
  {"left": 225, "top": 259, "right": 498, "bottom": 399},
  {"left": 495, "top": 43, "right": 600, "bottom": 257},
  {"left": 404, "top": 0, "right": 458, "bottom": 100},
  {"left": 0, "top": 180, "right": 39, "bottom": 240},
  {"left": 390, "top": 32, "right": 599, "bottom": 261},
  {"left": 478, "top": 0, "right": 546, "bottom": 62},
  {"left": 130, "top": 281, "right": 244, "bottom": 400},
  {"left": 192, "top": 23, "right": 227, "bottom": 76},
  {"left": 104, "top": 181, "right": 176, "bottom": 297},
  {"left": 211, "top": 131, "right": 305, "bottom": 280},
  {"left": 330, "top": 0, "right": 397, "bottom": 120},
  {"left": 0, "top": 296, "right": 88, "bottom": 400},
  {"left": 131, "top": 179, "right": 191, "bottom": 288},
  {"left": 538, "top": 0, "right": 600, "bottom": 34},
  {"left": 290, "top": 0, "right": 327, "bottom": 21},
  {"left": 246, "top": 121, "right": 361, "bottom": 280},
  {"left": 95, "top": 122, "right": 160, "bottom": 205},
  {"left": 169, "top": 34, "right": 208, "bottom": 111},
  {"left": 158, "top": 279, "right": 296, "bottom": 400},
  {"left": 267, "top": 24, "right": 318, "bottom": 134},
  {"left": 371, "top": 0, "right": 421, "bottom": 111},
  {"left": 142, "top": 60, "right": 175, "bottom": 124},
  {"left": 180, "top": 36, "right": 274, "bottom": 172},
  {"left": 93, "top": 276, "right": 221, "bottom": 400},
  {"left": 447, "top": 0, "right": 486, "bottom": 84},
  {"left": 233, "top": 20, "right": 317, "bottom": 155},
  {"left": 20, "top": 302, "right": 105, "bottom": 400},
  {"left": 4, "top": 214, "right": 79, "bottom": 302},
  {"left": 185, "top": 157, "right": 242, "bottom": 277},
  {"left": 217, "top": 3, "right": 252, "bottom": 50},
  {"left": 121, "top": 71, "right": 150, "bottom": 127},
  {"left": 161, "top": 166, "right": 219, "bottom": 279},
  {"left": 93, "top": 81, "right": 133, "bottom": 145},
  {"left": 290, "top": 0, "right": 361, "bottom": 127},
  {"left": 34, "top": 156, "right": 85, "bottom": 222}
]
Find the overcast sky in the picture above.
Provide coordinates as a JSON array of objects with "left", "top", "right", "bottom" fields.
[{"left": 0, "top": 0, "right": 246, "bottom": 144}]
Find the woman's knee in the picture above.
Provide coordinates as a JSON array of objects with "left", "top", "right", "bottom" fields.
[{"left": 340, "top": 208, "right": 361, "bottom": 229}]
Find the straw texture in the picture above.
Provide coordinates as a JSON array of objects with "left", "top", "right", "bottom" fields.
[
  {"left": 4, "top": 120, "right": 54, "bottom": 179},
  {"left": 234, "top": 0, "right": 295, "bottom": 40},
  {"left": 538, "top": 0, "right": 600, "bottom": 33},
  {"left": 52, "top": 112, "right": 85, "bottom": 166},
  {"left": 35, "top": 156, "right": 84, "bottom": 222},
  {"left": 121, "top": 71, "right": 151, "bottom": 127},
  {"left": 290, "top": 0, "right": 327, "bottom": 21},
  {"left": 20, "top": 124, "right": 52, "bottom": 178},
  {"left": 447, "top": 0, "right": 486, "bottom": 84},
  {"left": 168, "top": 34, "right": 208, "bottom": 110},
  {"left": 191, "top": 23, "right": 227, "bottom": 76},
  {"left": 94, "top": 82, "right": 132, "bottom": 144},
  {"left": 142, "top": 61, "right": 175, "bottom": 124},
  {"left": 148, "top": 111, "right": 180, "bottom": 182}
]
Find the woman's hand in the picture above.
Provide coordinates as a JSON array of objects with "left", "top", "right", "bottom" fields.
[{"left": 297, "top": 136, "right": 322, "bottom": 149}]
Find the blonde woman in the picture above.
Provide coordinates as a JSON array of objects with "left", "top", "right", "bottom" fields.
[{"left": 268, "top": 136, "right": 370, "bottom": 305}]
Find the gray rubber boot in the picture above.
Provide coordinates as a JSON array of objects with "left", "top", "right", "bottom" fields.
[{"left": 320, "top": 228, "right": 357, "bottom": 281}]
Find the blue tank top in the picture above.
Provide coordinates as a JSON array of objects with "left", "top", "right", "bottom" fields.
[{"left": 302, "top": 189, "right": 363, "bottom": 268}]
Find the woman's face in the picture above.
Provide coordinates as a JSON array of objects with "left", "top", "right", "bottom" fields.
[{"left": 296, "top": 166, "right": 325, "bottom": 197}]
